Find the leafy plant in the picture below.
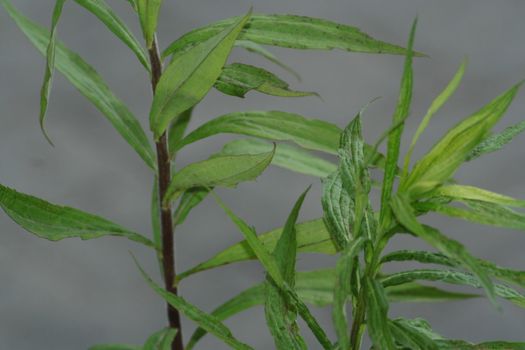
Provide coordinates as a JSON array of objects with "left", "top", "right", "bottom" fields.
[{"left": 2, "top": 1, "right": 525, "bottom": 349}]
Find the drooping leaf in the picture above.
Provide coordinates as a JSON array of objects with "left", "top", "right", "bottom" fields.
[
  {"left": 385, "top": 282, "right": 479, "bottom": 302},
  {"left": 136, "top": 0, "right": 163, "bottom": 48},
  {"left": 163, "top": 149, "right": 274, "bottom": 204},
  {"left": 178, "top": 218, "right": 336, "bottom": 281},
  {"left": 163, "top": 14, "right": 417, "bottom": 59},
  {"left": 134, "top": 259, "right": 254, "bottom": 350},
  {"left": 390, "top": 194, "right": 496, "bottom": 305},
  {"left": 235, "top": 40, "right": 301, "bottom": 80},
  {"left": 143, "top": 328, "right": 178, "bottom": 350},
  {"left": 381, "top": 269, "right": 525, "bottom": 308},
  {"left": 402, "top": 59, "right": 467, "bottom": 177},
  {"left": 322, "top": 172, "right": 354, "bottom": 250},
  {"left": 332, "top": 237, "right": 365, "bottom": 350},
  {"left": 0, "top": 183, "right": 154, "bottom": 247},
  {"left": 74, "top": 0, "right": 150, "bottom": 70},
  {"left": 366, "top": 277, "right": 396, "bottom": 349},
  {"left": 467, "top": 120, "right": 525, "bottom": 161},
  {"left": 215, "top": 63, "right": 315, "bottom": 98},
  {"left": 1, "top": 0, "right": 156, "bottom": 169},
  {"left": 379, "top": 19, "right": 416, "bottom": 231},
  {"left": 401, "top": 83, "right": 522, "bottom": 198},
  {"left": 149, "top": 11, "right": 251, "bottom": 139},
  {"left": 168, "top": 108, "right": 193, "bottom": 159},
  {"left": 172, "top": 188, "right": 209, "bottom": 226},
  {"left": 219, "top": 138, "right": 337, "bottom": 178},
  {"left": 432, "top": 184, "right": 525, "bottom": 208},
  {"left": 39, "top": 0, "right": 67, "bottom": 145}
]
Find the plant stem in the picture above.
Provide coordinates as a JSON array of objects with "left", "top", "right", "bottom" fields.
[
  {"left": 149, "top": 36, "right": 184, "bottom": 350},
  {"left": 349, "top": 282, "right": 367, "bottom": 350}
]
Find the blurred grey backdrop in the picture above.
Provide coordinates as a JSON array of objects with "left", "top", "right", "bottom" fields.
[{"left": 1, "top": 0, "right": 525, "bottom": 349}]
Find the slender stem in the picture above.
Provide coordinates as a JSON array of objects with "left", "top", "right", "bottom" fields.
[{"left": 149, "top": 36, "right": 184, "bottom": 350}]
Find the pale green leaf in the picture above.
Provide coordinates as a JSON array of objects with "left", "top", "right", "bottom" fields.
[
  {"left": 164, "top": 149, "right": 274, "bottom": 204},
  {"left": 402, "top": 59, "right": 467, "bottom": 177},
  {"left": 467, "top": 120, "right": 525, "bottom": 161},
  {"left": 134, "top": 259, "right": 254, "bottom": 350},
  {"left": 433, "top": 184, "right": 525, "bottom": 208},
  {"left": 74, "top": 0, "right": 150, "bottom": 70},
  {"left": 177, "top": 218, "right": 336, "bottom": 281},
  {"left": 143, "top": 328, "right": 178, "bottom": 350},
  {"left": 149, "top": 11, "right": 251, "bottom": 139},
  {"left": 163, "top": 14, "right": 417, "bottom": 58},
  {"left": 1, "top": 0, "right": 156, "bottom": 169},
  {"left": 366, "top": 277, "right": 396, "bottom": 349},
  {"left": 219, "top": 138, "right": 337, "bottom": 178},
  {"left": 0, "top": 183, "right": 154, "bottom": 247},
  {"left": 136, "top": 0, "right": 162, "bottom": 48},
  {"left": 172, "top": 188, "right": 209, "bottom": 226},
  {"left": 215, "top": 63, "right": 315, "bottom": 98}
]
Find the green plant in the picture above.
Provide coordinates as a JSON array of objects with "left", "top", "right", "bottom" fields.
[{"left": 2, "top": 1, "right": 525, "bottom": 349}]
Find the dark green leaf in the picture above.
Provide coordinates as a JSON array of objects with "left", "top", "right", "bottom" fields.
[
  {"left": 366, "top": 277, "right": 396, "bottom": 349},
  {"left": 136, "top": 0, "right": 163, "bottom": 48},
  {"left": 164, "top": 149, "right": 274, "bottom": 204},
  {"left": 322, "top": 172, "right": 354, "bottom": 250},
  {"left": 173, "top": 188, "right": 209, "bottom": 226},
  {"left": 389, "top": 318, "right": 438, "bottom": 350},
  {"left": 163, "top": 14, "right": 417, "bottom": 58},
  {"left": 467, "top": 120, "right": 525, "bottom": 161},
  {"left": 1, "top": 0, "right": 156, "bottom": 169},
  {"left": 385, "top": 282, "right": 479, "bottom": 302},
  {"left": 134, "top": 259, "right": 254, "bottom": 350},
  {"left": 0, "top": 183, "right": 153, "bottom": 246},
  {"left": 168, "top": 108, "right": 193, "bottom": 159},
  {"left": 219, "top": 138, "right": 337, "bottom": 178},
  {"left": 149, "top": 11, "right": 251, "bottom": 139},
  {"left": 215, "top": 63, "right": 315, "bottom": 98}
]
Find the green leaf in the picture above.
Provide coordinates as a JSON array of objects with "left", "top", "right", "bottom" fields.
[
  {"left": 149, "top": 11, "right": 251, "bottom": 139},
  {"left": 333, "top": 237, "right": 366, "bottom": 350},
  {"left": 365, "top": 277, "right": 396, "bottom": 349},
  {"left": 163, "top": 14, "right": 417, "bottom": 58},
  {"left": 379, "top": 19, "right": 416, "bottom": 231},
  {"left": 467, "top": 120, "right": 525, "bottom": 161},
  {"left": 385, "top": 282, "right": 479, "bottom": 302},
  {"left": 401, "top": 83, "right": 522, "bottom": 198},
  {"left": 219, "top": 138, "right": 337, "bottom": 178},
  {"left": 390, "top": 194, "right": 496, "bottom": 305},
  {"left": 437, "top": 340, "right": 525, "bottom": 349},
  {"left": 164, "top": 149, "right": 274, "bottom": 205},
  {"left": 1, "top": 0, "right": 156, "bottom": 169},
  {"left": 322, "top": 172, "right": 354, "bottom": 250},
  {"left": 89, "top": 345, "right": 140, "bottom": 350},
  {"left": 39, "top": 0, "right": 67, "bottom": 145},
  {"left": 172, "top": 188, "right": 209, "bottom": 226},
  {"left": 168, "top": 108, "right": 193, "bottom": 159},
  {"left": 0, "top": 183, "right": 154, "bottom": 247},
  {"left": 433, "top": 184, "right": 525, "bottom": 208},
  {"left": 134, "top": 259, "right": 254, "bottom": 350},
  {"left": 215, "top": 63, "right": 315, "bottom": 98},
  {"left": 402, "top": 59, "right": 467, "bottom": 177},
  {"left": 143, "top": 328, "right": 178, "bottom": 350},
  {"left": 136, "top": 0, "right": 162, "bottom": 48},
  {"left": 74, "top": 0, "right": 150, "bottom": 70},
  {"left": 235, "top": 40, "right": 301, "bottom": 80},
  {"left": 178, "top": 218, "right": 336, "bottom": 281},
  {"left": 381, "top": 269, "right": 525, "bottom": 308},
  {"left": 389, "top": 318, "right": 438, "bottom": 350}
]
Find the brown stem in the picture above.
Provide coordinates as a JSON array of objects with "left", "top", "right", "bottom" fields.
[{"left": 149, "top": 36, "right": 184, "bottom": 350}]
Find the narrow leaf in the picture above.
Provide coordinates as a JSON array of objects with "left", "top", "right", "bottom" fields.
[
  {"left": 143, "top": 328, "right": 178, "bottom": 350},
  {"left": 0, "top": 183, "right": 154, "bottom": 247},
  {"left": 2, "top": 0, "right": 156, "bottom": 169},
  {"left": 389, "top": 318, "right": 438, "bottom": 350},
  {"left": 172, "top": 188, "right": 209, "bottom": 226},
  {"left": 467, "top": 120, "right": 525, "bottom": 161},
  {"left": 164, "top": 149, "right": 274, "bottom": 204},
  {"left": 150, "top": 11, "right": 251, "bottom": 139},
  {"left": 168, "top": 108, "right": 193, "bottom": 159},
  {"left": 433, "top": 184, "right": 525, "bottom": 208},
  {"left": 366, "top": 277, "right": 396, "bottom": 349},
  {"left": 385, "top": 282, "right": 479, "bottom": 302},
  {"left": 322, "top": 172, "right": 354, "bottom": 250},
  {"left": 136, "top": 0, "right": 163, "bottom": 48}
]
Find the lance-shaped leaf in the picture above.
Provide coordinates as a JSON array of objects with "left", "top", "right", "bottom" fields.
[
  {"left": 2, "top": 0, "right": 156, "bottom": 169},
  {"left": 391, "top": 194, "right": 496, "bottom": 305},
  {"left": 402, "top": 59, "right": 467, "bottom": 177},
  {"left": 149, "top": 11, "right": 251, "bottom": 139},
  {"left": 385, "top": 282, "right": 478, "bottom": 302},
  {"left": 333, "top": 237, "right": 365, "bottom": 350},
  {"left": 134, "top": 260, "right": 254, "bottom": 350},
  {"left": 379, "top": 19, "right": 416, "bottom": 230},
  {"left": 215, "top": 63, "right": 315, "bottom": 98},
  {"left": 401, "top": 83, "right": 522, "bottom": 198},
  {"left": 136, "top": 0, "right": 162, "bottom": 48},
  {"left": 467, "top": 120, "right": 525, "bottom": 161},
  {"left": 235, "top": 40, "right": 301, "bottom": 80},
  {"left": 432, "top": 184, "right": 525, "bottom": 208},
  {"left": 381, "top": 269, "right": 525, "bottom": 308},
  {"left": 39, "top": 0, "right": 67, "bottom": 145},
  {"left": 322, "top": 172, "right": 354, "bottom": 250},
  {"left": 74, "top": 0, "right": 150, "bottom": 70},
  {"left": 389, "top": 318, "right": 438, "bottom": 350},
  {"left": 0, "top": 183, "right": 153, "bottom": 248},
  {"left": 168, "top": 108, "right": 193, "bottom": 158},
  {"left": 163, "top": 14, "right": 417, "bottom": 58},
  {"left": 172, "top": 188, "right": 209, "bottom": 226},
  {"left": 265, "top": 189, "right": 309, "bottom": 350},
  {"left": 219, "top": 139, "right": 337, "bottom": 178},
  {"left": 163, "top": 149, "right": 274, "bottom": 205},
  {"left": 178, "top": 218, "right": 336, "bottom": 281},
  {"left": 366, "top": 277, "right": 396, "bottom": 349},
  {"left": 143, "top": 328, "right": 178, "bottom": 350}
]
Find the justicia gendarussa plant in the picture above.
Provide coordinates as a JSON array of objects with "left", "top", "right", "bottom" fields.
[{"left": 2, "top": 1, "right": 525, "bottom": 349}]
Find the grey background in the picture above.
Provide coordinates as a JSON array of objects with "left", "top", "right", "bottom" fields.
[{"left": 1, "top": 0, "right": 525, "bottom": 349}]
